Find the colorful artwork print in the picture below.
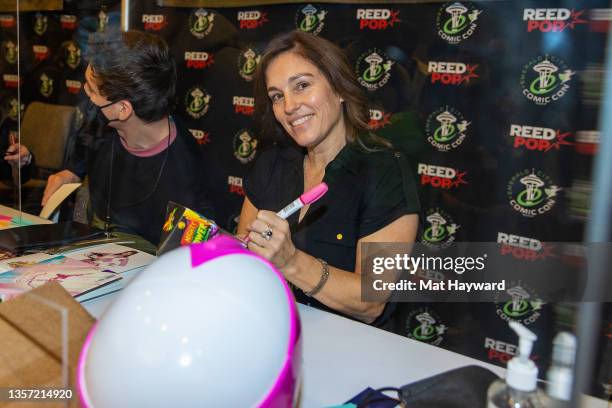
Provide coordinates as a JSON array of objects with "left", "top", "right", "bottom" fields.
[
  {"left": 0, "top": 244, "right": 154, "bottom": 301},
  {"left": 82, "top": 250, "right": 139, "bottom": 269},
  {"left": 0, "top": 250, "right": 16, "bottom": 261},
  {"left": 0, "top": 253, "right": 55, "bottom": 273},
  {"left": 67, "top": 244, "right": 155, "bottom": 273},
  {"left": 0, "top": 214, "right": 34, "bottom": 230},
  {"left": 0, "top": 255, "right": 121, "bottom": 301}
]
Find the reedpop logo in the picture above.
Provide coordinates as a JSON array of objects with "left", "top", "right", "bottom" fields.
[
  {"left": 33, "top": 45, "right": 50, "bottom": 62},
  {"left": 189, "top": 129, "right": 210, "bottom": 146},
  {"left": 523, "top": 8, "right": 586, "bottom": 32},
  {"left": 368, "top": 109, "right": 392, "bottom": 130},
  {"left": 356, "top": 8, "right": 400, "bottom": 30},
  {"left": 509, "top": 124, "right": 573, "bottom": 152},
  {"left": 228, "top": 176, "right": 245, "bottom": 196},
  {"left": 484, "top": 337, "right": 540, "bottom": 365},
  {"left": 0, "top": 15, "right": 16, "bottom": 28},
  {"left": 428, "top": 61, "right": 479, "bottom": 85},
  {"left": 65, "top": 80, "right": 82, "bottom": 94},
  {"left": 507, "top": 169, "right": 561, "bottom": 217},
  {"left": 237, "top": 10, "right": 268, "bottom": 29},
  {"left": 233, "top": 96, "right": 254, "bottom": 116},
  {"left": 185, "top": 51, "right": 214, "bottom": 70},
  {"left": 61, "top": 15, "right": 77, "bottom": 30},
  {"left": 497, "top": 232, "right": 554, "bottom": 261},
  {"left": 520, "top": 55, "right": 575, "bottom": 105},
  {"left": 3, "top": 74, "right": 20, "bottom": 88},
  {"left": 436, "top": 2, "right": 482, "bottom": 44},
  {"left": 142, "top": 14, "right": 167, "bottom": 31},
  {"left": 417, "top": 163, "right": 468, "bottom": 190}
]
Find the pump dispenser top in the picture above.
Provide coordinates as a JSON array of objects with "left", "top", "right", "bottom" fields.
[
  {"left": 487, "top": 321, "right": 545, "bottom": 408},
  {"left": 546, "top": 332, "right": 576, "bottom": 402},
  {"left": 506, "top": 321, "right": 538, "bottom": 392}
]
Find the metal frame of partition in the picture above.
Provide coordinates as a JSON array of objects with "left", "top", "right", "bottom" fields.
[
  {"left": 573, "top": 1, "right": 612, "bottom": 404},
  {"left": 121, "top": 0, "right": 130, "bottom": 31}
]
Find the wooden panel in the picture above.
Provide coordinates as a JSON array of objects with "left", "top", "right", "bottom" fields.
[{"left": 0, "top": 0, "right": 63, "bottom": 12}]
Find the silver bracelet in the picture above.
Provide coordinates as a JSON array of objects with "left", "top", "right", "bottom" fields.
[{"left": 304, "top": 258, "right": 329, "bottom": 297}]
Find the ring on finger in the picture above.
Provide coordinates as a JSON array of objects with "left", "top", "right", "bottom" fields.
[{"left": 261, "top": 227, "right": 273, "bottom": 241}]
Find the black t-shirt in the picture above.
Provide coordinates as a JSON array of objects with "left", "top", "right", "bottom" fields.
[
  {"left": 244, "top": 141, "right": 420, "bottom": 321},
  {"left": 67, "top": 117, "right": 214, "bottom": 246}
]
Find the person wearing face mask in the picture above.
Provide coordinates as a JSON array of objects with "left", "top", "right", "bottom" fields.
[
  {"left": 237, "top": 31, "right": 420, "bottom": 326},
  {"left": 42, "top": 30, "right": 214, "bottom": 250}
]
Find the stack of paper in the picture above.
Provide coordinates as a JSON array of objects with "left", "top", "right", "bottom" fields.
[{"left": 0, "top": 243, "right": 155, "bottom": 303}]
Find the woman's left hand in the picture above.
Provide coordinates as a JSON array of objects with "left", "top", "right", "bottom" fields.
[{"left": 246, "top": 210, "right": 297, "bottom": 272}]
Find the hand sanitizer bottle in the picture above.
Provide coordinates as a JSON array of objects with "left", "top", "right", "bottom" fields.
[
  {"left": 487, "top": 321, "right": 546, "bottom": 408},
  {"left": 543, "top": 332, "right": 576, "bottom": 407}
]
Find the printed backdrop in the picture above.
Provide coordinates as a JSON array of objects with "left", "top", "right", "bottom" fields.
[{"left": 1, "top": 0, "right": 610, "bottom": 399}]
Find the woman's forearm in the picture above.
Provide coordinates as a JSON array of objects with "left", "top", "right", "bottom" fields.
[{"left": 283, "top": 250, "right": 385, "bottom": 323}]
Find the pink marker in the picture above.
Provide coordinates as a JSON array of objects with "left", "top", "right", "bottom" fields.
[
  {"left": 276, "top": 182, "right": 328, "bottom": 219},
  {"left": 240, "top": 182, "right": 328, "bottom": 246}
]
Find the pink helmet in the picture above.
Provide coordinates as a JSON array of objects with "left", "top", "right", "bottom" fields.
[{"left": 77, "top": 235, "right": 301, "bottom": 407}]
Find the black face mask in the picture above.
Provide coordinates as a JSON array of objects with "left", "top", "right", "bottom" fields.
[{"left": 97, "top": 100, "right": 119, "bottom": 126}]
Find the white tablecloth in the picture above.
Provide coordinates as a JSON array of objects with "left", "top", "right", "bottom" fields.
[{"left": 81, "top": 292, "right": 608, "bottom": 407}]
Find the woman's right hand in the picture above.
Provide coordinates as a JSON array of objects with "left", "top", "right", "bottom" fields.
[
  {"left": 246, "top": 210, "right": 298, "bottom": 273},
  {"left": 41, "top": 169, "right": 81, "bottom": 206}
]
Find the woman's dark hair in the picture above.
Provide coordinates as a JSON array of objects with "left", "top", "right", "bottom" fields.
[
  {"left": 87, "top": 30, "right": 176, "bottom": 123},
  {"left": 254, "top": 31, "right": 390, "bottom": 149}
]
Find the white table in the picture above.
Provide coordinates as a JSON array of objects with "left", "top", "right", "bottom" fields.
[{"left": 81, "top": 293, "right": 607, "bottom": 407}]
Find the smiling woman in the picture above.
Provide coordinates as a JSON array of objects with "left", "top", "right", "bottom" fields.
[
  {"left": 264, "top": 53, "right": 346, "bottom": 150},
  {"left": 237, "top": 31, "right": 421, "bottom": 326}
]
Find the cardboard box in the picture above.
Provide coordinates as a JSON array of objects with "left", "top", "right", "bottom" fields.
[{"left": 0, "top": 282, "right": 95, "bottom": 407}]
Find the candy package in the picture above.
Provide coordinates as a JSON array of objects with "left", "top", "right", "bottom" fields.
[{"left": 157, "top": 202, "right": 220, "bottom": 256}]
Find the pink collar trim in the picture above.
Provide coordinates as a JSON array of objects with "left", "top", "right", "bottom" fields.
[{"left": 120, "top": 118, "right": 177, "bottom": 158}]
